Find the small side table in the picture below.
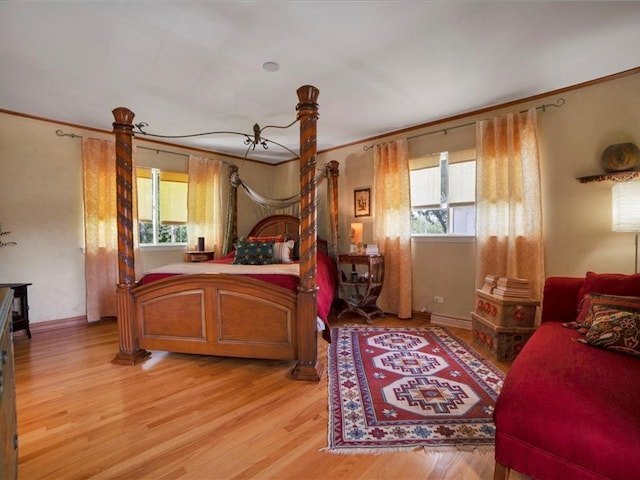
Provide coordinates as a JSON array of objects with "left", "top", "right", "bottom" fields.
[
  {"left": 337, "top": 253, "right": 385, "bottom": 324},
  {"left": 0, "top": 283, "right": 32, "bottom": 338},
  {"left": 184, "top": 251, "right": 215, "bottom": 263}
]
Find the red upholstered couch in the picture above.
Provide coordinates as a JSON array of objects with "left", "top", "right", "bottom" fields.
[{"left": 493, "top": 273, "right": 640, "bottom": 480}]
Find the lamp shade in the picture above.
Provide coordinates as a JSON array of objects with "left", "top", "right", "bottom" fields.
[
  {"left": 612, "top": 180, "right": 640, "bottom": 232},
  {"left": 350, "top": 223, "right": 363, "bottom": 244}
]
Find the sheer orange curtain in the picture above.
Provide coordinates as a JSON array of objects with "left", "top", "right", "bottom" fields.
[
  {"left": 82, "top": 138, "right": 117, "bottom": 322},
  {"left": 373, "top": 139, "right": 413, "bottom": 318},
  {"left": 187, "top": 155, "right": 224, "bottom": 254},
  {"left": 475, "top": 108, "right": 545, "bottom": 300}
]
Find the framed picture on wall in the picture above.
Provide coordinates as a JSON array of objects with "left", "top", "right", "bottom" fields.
[{"left": 354, "top": 188, "right": 371, "bottom": 217}]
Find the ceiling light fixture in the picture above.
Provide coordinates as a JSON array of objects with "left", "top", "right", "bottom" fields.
[{"left": 262, "top": 61, "right": 280, "bottom": 72}]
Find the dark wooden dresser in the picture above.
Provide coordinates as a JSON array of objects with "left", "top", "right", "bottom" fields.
[{"left": 1, "top": 288, "right": 18, "bottom": 479}]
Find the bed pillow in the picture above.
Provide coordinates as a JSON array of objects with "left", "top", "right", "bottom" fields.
[
  {"left": 283, "top": 234, "right": 300, "bottom": 261},
  {"left": 576, "top": 271, "right": 640, "bottom": 315},
  {"left": 273, "top": 240, "right": 295, "bottom": 264},
  {"left": 578, "top": 309, "right": 640, "bottom": 357},
  {"left": 576, "top": 293, "right": 640, "bottom": 329},
  {"left": 247, "top": 235, "right": 285, "bottom": 243},
  {"left": 232, "top": 241, "right": 275, "bottom": 265}
]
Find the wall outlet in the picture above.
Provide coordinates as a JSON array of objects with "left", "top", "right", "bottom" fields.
[{"left": 433, "top": 295, "right": 444, "bottom": 304}]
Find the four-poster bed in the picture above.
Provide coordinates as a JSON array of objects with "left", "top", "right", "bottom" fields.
[{"left": 110, "top": 85, "right": 339, "bottom": 381}]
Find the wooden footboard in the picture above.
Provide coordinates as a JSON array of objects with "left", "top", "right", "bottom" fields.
[{"left": 132, "top": 275, "right": 298, "bottom": 360}]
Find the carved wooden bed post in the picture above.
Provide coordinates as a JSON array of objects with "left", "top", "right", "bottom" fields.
[
  {"left": 228, "top": 164, "right": 239, "bottom": 242},
  {"left": 291, "top": 85, "right": 323, "bottom": 381},
  {"left": 222, "top": 164, "right": 239, "bottom": 255},
  {"left": 326, "top": 160, "right": 340, "bottom": 259},
  {"left": 111, "top": 107, "right": 150, "bottom": 365}
]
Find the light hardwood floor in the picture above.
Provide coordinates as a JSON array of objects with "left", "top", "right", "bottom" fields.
[{"left": 12, "top": 314, "right": 513, "bottom": 480}]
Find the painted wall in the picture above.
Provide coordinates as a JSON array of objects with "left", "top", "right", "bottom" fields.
[
  {"left": 539, "top": 74, "right": 640, "bottom": 276},
  {"left": 0, "top": 113, "right": 270, "bottom": 323},
  {"left": 0, "top": 114, "right": 88, "bottom": 323},
  {"left": 1, "top": 71, "right": 638, "bottom": 325},
  {"left": 317, "top": 71, "right": 640, "bottom": 320}
]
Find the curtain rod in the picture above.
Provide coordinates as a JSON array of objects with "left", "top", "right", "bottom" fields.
[
  {"left": 55, "top": 129, "right": 87, "bottom": 140},
  {"left": 362, "top": 98, "right": 566, "bottom": 151},
  {"left": 55, "top": 129, "right": 235, "bottom": 166},
  {"left": 56, "top": 129, "right": 191, "bottom": 158},
  {"left": 137, "top": 145, "right": 188, "bottom": 158},
  {"left": 136, "top": 146, "right": 236, "bottom": 167}
]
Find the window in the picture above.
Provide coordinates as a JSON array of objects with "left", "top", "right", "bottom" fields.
[
  {"left": 410, "top": 149, "right": 476, "bottom": 236},
  {"left": 137, "top": 167, "right": 188, "bottom": 245}
]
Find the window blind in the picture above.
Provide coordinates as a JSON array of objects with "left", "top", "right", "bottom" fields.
[{"left": 159, "top": 171, "right": 188, "bottom": 225}]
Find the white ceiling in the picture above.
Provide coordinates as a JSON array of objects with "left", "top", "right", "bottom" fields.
[{"left": 2, "top": 1, "right": 640, "bottom": 163}]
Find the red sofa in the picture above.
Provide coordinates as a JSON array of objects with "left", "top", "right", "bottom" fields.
[{"left": 493, "top": 273, "right": 640, "bottom": 480}]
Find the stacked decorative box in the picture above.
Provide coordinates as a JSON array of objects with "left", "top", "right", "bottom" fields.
[{"left": 471, "top": 277, "right": 539, "bottom": 361}]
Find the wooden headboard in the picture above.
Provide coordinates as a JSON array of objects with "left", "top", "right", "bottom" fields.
[
  {"left": 248, "top": 215, "right": 300, "bottom": 238},
  {"left": 248, "top": 215, "right": 328, "bottom": 256}
]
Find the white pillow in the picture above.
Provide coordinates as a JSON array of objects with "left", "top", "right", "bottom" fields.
[{"left": 273, "top": 240, "right": 295, "bottom": 264}]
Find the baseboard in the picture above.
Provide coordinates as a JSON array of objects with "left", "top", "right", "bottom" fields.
[
  {"left": 29, "top": 315, "right": 87, "bottom": 334},
  {"left": 430, "top": 313, "right": 472, "bottom": 330}
]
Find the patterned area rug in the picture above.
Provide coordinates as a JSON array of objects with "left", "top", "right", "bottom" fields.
[{"left": 327, "top": 326, "right": 505, "bottom": 454}]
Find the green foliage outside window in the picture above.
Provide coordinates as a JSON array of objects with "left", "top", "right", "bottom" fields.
[
  {"left": 411, "top": 209, "right": 447, "bottom": 234},
  {"left": 137, "top": 167, "right": 188, "bottom": 246},
  {"left": 139, "top": 222, "right": 187, "bottom": 244}
]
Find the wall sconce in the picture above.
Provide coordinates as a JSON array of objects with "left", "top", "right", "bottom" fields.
[
  {"left": 612, "top": 180, "right": 640, "bottom": 273},
  {"left": 350, "top": 222, "right": 363, "bottom": 254}
]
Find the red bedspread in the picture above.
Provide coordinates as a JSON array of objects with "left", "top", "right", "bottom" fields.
[{"left": 139, "top": 250, "right": 337, "bottom": 329}]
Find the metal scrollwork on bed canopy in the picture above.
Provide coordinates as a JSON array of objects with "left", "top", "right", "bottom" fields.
[
  {"left": 221, "top": 162, "right": 336, "bottom": 256},
  {"left": 133, "top": 118, "right": 300, "bottom": 161}
]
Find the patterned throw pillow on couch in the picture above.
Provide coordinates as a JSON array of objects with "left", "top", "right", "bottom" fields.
[
  {"left": 576, "top": 293, "right": 640, "bottom": 329},
  {"left": 579, "top": 309, "right": 640, "bottom": 358}
]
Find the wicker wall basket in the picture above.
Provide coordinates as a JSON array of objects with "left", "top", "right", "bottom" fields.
[{"left": 601, "top": 143, "right": 640, "bottom": 172}]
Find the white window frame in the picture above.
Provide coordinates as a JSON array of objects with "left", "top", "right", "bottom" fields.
[
  {"left": 137, "top": 167, "right": 188, "bottom": 247},
  {"left": 410, "top": 151, "right": 476, "bottom": 237}
]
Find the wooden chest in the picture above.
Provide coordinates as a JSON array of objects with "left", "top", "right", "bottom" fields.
[
  {"left": 474, "top": 289, "right": 539, "bottom": 328},
  {"left": 471, "top": 313, "right": 535, "bottom": 361}
]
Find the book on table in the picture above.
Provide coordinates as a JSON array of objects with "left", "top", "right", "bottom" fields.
[{"left": 493, "top": 277, "right": 531, "bottom": 299}]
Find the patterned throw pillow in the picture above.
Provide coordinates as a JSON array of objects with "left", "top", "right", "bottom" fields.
[
  {"left": 578, "top": 309, "right": 640, "bottom": 358},
  {"left": 232, "top": 241, "right": 274, "bottom": 265},
  {"left": 247, "top": 235, "right": 285, "bottom": 243},
  {"left": 575, "top": 293, "right": 640, "bottom": 328}
]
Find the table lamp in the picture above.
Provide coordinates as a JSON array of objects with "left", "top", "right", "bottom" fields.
[{"left": 350, "top": 222, "right": 363, "bottom": 254}]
